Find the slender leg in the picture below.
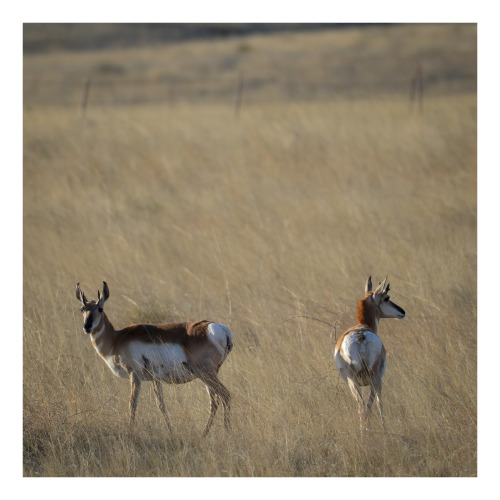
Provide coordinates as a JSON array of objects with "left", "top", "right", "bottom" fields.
[
  {"left": 129, "top": 372, "right": 142, "bottom": 426},
  {"left": 191, "top": 367, "right": 231, "bottom": 436},
  {"left": 212, "top": 375, "right": 231, "bottom": 433},
  {"left": 374, "top": 380, "right": 386, "bottom": 431},
  {"left": 367, "top": 385, "right": 376, "bottom": 425},
  {"left": 221, "top": 384, "right": 231, "bottom": 432},
  {"left": 206, "top": 377, "right": 231, "bottom": 435},
  {"left": 152, "top": 379, "right": 173, "bottom": 433},
  {"left": 202, "top": 386, "right": 220, "bottom": 437},
  {"left": 347, "top": 377, "right": 367, "bottom": 430}
]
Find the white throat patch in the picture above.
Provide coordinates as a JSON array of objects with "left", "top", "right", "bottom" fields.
[{"left": 91, "top": 324, "right": 105, "bottom": 341}]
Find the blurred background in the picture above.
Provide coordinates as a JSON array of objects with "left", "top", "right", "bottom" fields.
[{"left": 24, "top": 23, "right": 475, "bottom": 107}]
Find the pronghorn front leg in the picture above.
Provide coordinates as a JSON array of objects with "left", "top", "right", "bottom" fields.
[
  {"left": 129, "top": 371, "right": 142, "bottom": 426},
  {"left": 152, "top": 379, "right": 173, "bottom": 433},
  {"left": 347, "top": 377, "right": 368, "bottom": 430}
]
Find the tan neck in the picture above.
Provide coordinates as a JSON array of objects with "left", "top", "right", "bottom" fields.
[
  {"left": 357, "top": 294, "right": 379, "bottom": 333},
  {"left": 90, "top": 313, "right": 116, "bottom": 358}
]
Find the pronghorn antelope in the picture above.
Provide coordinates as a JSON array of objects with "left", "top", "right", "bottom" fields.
[
  {"left": 75, "top": 281, "right": 234, "bottom": 436},
  {"left": 334, "top": 276, "right": 405, "bottom": 430}
]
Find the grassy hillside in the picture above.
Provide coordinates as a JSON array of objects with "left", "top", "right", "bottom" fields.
[
  {"left": 24, "top": 24, "right": 476, "bottom": 106},
  {"left": 23, "top": 24, "right": 476, "bottom": 477}
]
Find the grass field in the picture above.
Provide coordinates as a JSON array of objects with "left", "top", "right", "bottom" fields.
[{"left": 23, "top": 24, "right": 476, "bottom": 477}]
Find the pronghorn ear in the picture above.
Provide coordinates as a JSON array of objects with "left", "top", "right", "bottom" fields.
[
  {"left": 98, "top": 281, "right": 109, "bottom": 308},
  {"left": 76, "top": 283, "right": 87, "bottom": 305},
  {"left": 102, "top": 281, "right": 110, "bottom": 300},
  {"left": 365, "top": 276, "right": 372, "bottom": 294}
]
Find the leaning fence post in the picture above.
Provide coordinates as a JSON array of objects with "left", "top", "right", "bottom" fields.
[
  {"left": 235, "top": 71, "right": 244, "bottom": 118},
  {"left": 409, "top": 63, "right": 423, "bottom": 112},
  {"left": 79, "top": 77, "right": 91, "bottom": 118}
]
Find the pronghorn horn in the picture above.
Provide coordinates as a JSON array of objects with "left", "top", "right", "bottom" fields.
[
  {"left": 365, "top": 276, "right": 373, "bottom": 294},
  {"left": 375, "top": 276, "right": 388, "bottom": 294},
  {"left": 76, "top": 283, "right": 88, "bottom": 305}
]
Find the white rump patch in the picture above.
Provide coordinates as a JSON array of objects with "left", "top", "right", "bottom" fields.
[
  {"left": 207, "top": 323, "right": 234, "bottom": 360},
  {"left": 341, "top": 330, "right": 384, "bottom": 373}
]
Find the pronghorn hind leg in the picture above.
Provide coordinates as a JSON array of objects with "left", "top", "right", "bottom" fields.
[
  {"left": 347, "top": 377, "right": 368, "bottom": 430},
  {"left": 202, "top": 386, "right": 220, "bottom": 437},
  {"left": 374, "top": 379, "right": 386, "bottom": 431},
  {"left": 207, "top": 377, "right": 231, "bottom": 434},
  {"left": 214, "top": 377, "right": 231, "bottom": 433},
  {"left": 129, "top": 372, "right": 142, "bottom": 427},
  {"left": 192, "top": 367, "right": 231, "bottom": 436},
  {"left": 152, "top": 379, "right": 173, "bottom": 433},
  {"left": 366, "top": 385, "right": 376, "bottom": 426}
]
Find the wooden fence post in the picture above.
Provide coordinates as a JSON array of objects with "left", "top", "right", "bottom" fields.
[
  {"left": 79, "top": 77, "right": 91, "bottom": 118},
  {"left": 409, "top": 63, "right": 423, "bottom": 112},
  {"left": 235, "top": 71, "right": 244, "bottom": 118}
]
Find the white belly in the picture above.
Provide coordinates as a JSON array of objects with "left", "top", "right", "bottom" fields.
[{"left": 128, "top": 342, "right": 195, "bottom": 383}]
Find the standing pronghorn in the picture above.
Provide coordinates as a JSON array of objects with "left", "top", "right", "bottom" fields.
[
  {"left": 75, "top": 281, "right": 234, "bottom": 436},
  {"left": 334, "top": 276, "right": 405, "bottom": 430}
]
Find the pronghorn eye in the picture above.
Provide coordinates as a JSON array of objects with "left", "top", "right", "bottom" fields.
[
  {"left": 384, "top": 297, "right": 390, "bottom": 302},
  {"left": 80, "top": 307, "right": 84, "bottom": 312},
  {"left": 98, "top": 307, "right": 103, "bottom": 313}
]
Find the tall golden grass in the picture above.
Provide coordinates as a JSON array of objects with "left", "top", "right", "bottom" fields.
[{"left": 23, "top": 26, "right": 476, "bottom": 477}]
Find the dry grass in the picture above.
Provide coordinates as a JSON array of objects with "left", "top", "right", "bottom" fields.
[{"left": 23, "top": 25, "right": 476, "bottom": 477}]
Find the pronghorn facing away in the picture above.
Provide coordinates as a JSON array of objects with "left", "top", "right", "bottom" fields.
[
  {"left": 334, "top": 276, "right": 405, "bottom": 430},
  {"left": 75, "top": 281, "right": 234, "bottom": 436}
]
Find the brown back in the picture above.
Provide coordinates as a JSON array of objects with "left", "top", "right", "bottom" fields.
[{"left": 114, "top": 320, "right": 212, "bottom": 349}]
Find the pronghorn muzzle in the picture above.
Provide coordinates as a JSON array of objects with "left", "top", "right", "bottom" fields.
[
  {"left": 393, "top": 303, "right": 405, "bottom": 318},
  {"left": 84, "top": 318, "right": 94, "bottom": 334}
]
